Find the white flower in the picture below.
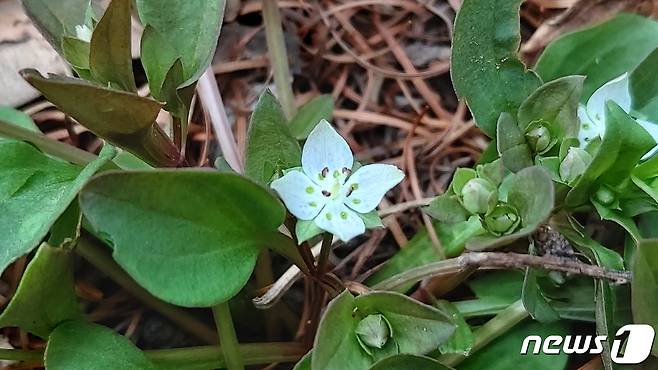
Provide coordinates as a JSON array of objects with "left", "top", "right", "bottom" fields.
[
  {"left": 75, "top": 24, "right": 92, "bottom": 43},
  {"left": 578, "top": 73, "right": 658, "bottom": 159},
  {"left": 271, "top": 120, "right": 404, "bottom": 242}
]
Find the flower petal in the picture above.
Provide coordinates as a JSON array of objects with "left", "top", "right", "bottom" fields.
[
  {"left": 302, "top": 120, "right": 353, "bottom": 186},
  {"left": 270, "top": 170, "right": 327, "bottom": 220},
  {"left": 637, "top": 118, "right": 658, "bottom": 159},
  {"left": 586, "top": 73, "right": 631, "bottom": 127},
  {"left": 344, "top": 164, "right": 405, "bottom": 213},
  {"left": 578, "top": 105, "right": 603, "bottom": 147},
  {"left": 314, "top": 201, "right": 365, "bottom": 242}
]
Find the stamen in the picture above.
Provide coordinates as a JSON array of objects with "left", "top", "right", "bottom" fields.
[
  {"left": 322, "top": 190, "right": 332, "bottom": 197},
  {"left": 321, "top": 167, "right": 329, "bottom": 178},
  {"left": 342, "top": 167, "right": 352, "bottom": 176}
]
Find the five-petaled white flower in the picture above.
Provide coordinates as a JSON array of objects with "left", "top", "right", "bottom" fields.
[
  {"left": 578, "top": 73, "right": 658, "bottom": 159},
  {"left": 271, "top": 120, "right": 404, "bottom": 242}
]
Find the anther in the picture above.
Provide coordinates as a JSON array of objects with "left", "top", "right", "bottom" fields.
[
  {"left": 321, "top": 167, "right": 329, "bottom": 178},
  {"left": 322, "top": 190, "right": 331, "bottom": 197}
]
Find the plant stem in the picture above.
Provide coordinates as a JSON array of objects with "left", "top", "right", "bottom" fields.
[
  {"left": 438, "top": 300, "right": 528, "bottom": 367},
  {"left": 148, "top": 342, "right": 305, "bottom": 368},
  {"left": 316, "top": 233, "right": 333, "bottom": 276},
  {"left": 0, "top": 120, "right": 97, "bottom": 165},
  {"left": 454, "top": 299, "right": 509, "bottom": 318},
  {"left": 262, "top": 0, "right": 297, "bottom": 119},
  {"left": 0, "top": 342, "right": 306, "bottom": 368},
  {"left": 0, "top": 348, "right": 43, "bottom": 363},
  {"left": 212, "top": 302, "right": 245, "bottom": 370},
  {"left": 76, "top": 236, "right": 217, "bottom": 343}
]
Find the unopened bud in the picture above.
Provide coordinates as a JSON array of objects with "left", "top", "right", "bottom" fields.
[
  {"left": 461, "top": 178, "right": 497, "bottom": 215},
  {"left": 484, "top": 203, "right": 520, "bottom": 235},
  {"left": 355, "top": 314, "right": 391, "bottom": 351},
  {"left": 525, "top": 123, "right": 554, "bottom": 154},
  {"left": 594, "top": 185, "right": 616, "bottom": 206},
  {"left": 559, "top": 147, "right": 592, "bottom": 185}
]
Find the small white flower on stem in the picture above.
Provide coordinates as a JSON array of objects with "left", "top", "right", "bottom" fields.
[
  {"left": 578, "top": 73, "right": 658, "bottom": 158},
  {"left": 271, "top": 120, "right": 404, "bottom": 242}
]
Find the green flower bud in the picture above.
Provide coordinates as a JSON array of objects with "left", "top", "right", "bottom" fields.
[
  {"left": 355, "top": 314, "right": 391, "bottom": 352},
  {"left": 460, "top": 178, "right": 497, "bottom": 215},
  {"left": 484, "top": 203, "right": 520, "bottom": 236},
  {"left": 525, "top": 122, "right": 555, "bottom": 154},
  {"left": 559, "top": 147, "right": 592, "bottom": 185},
  {"left": 594, "top": 185, "right": 616, "bottom": 206}
]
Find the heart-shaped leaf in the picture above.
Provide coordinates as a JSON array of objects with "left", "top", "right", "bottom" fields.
[
  {"left": 22, "top": 69, "right": 180, "bottom": 167},
  {"left": 0, "top": 244, "right": 80, "bottom": 338},
  {"left": 79, "top": 170, "right": 287, "bottom": 307},
  {"left": 0, "top": 141, "right": 113, "bottom": 275},
  {"left": 451, "top": 0, "right": 541, "bottom": 137},
  {"left": 46, "top": 320, "right": 158, "bottom": 370}
]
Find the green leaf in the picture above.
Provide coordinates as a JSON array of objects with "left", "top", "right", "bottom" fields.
[
  {"left": 535, "top": 13, "right": 658, "bottom": 99},
  {"left": 592, "top": 200, "right": 643, "bottom": 245},
  {"left": 0, "top": 107, "right": 40, "bottom": 135},
  {"left": 312, "top": 291, "right": 454, "bottom": 370},
  {"left": 22, "top": 69, "right": 180, "bottom": 167},
  {"left": 467, "top": 270, "right": 524, "bottom": 304},
  {"left": 517, "top": 75, "right": 584, "bottom": 138},
  {"left": 89, "top": 0, "right": 136, "bottom": 92},
  {"left": 140, "top": 26, "right": 179, "bottom": 99},
  {"left": 632, "top": 239, "right": 658, "bottom": 356},
  {"left": 566, "top": 102, "right": 656, "bottom": 207},
  {"left": 359, "top": 211, "right": 384, "bottom": 229},
  {"left": 370, "top": 355, "right": 454, "bottom": 370},
  {"left": 354, "top": 292, "right": 455, "bottom": 355},
  {"left": 0, "top": 141, "right": 113, "bottom": 274},
  {"left": 245, "top": 91, "right": 301, "bottom": 185},
  {"left": 424, "top": 194, "right": 469, "bottom": 223},
  {"left": 436, "top": 301, "right": 474, "bottom": 356},
  {"left": 451, "top": 0, "right": 541, "bottom": 137},
  {"left": 289, "top": 95, "right": 334, "bottom": 139},
  {"left": 46, "top": 320, "right": 158, "bottom": 370},
  {"left": 496, "top": 112, "right": 532, "bottom": 172},
  {"left": 136, "top": 0, "right": 225, "bottom": 85},
  {"left": 62, "top": 37, "right": 91, "bottom": 72},
  {"left": 293, "top": 351, "right": 312, "bottom": 370},
  {"left": 296, "top": 219, "right": 324, "bottom": 244},
  {"left": 22, "top": 0, "right": 92, "bottom": 53},
  {"left": 553, "top": 214, "right": 624, "bottom": 368},
  {"left": 458, "top": 320, "right": 569, "bottom": 370},
  {"left": 0, "top": 244, "right": 80, "bottom": 338},
  {"left": 630, "top": 47, "right": 658, "bottom": 122},
  {"left": 522, "top": 244, "right": 560, "bottom": 323},
  {"left": 467, "top": 167, "right": 554, "bottom": 250},
  {"left": 79, "top": 171, "right": 286, "bottom": 307},
  {"left": 312, "top": 291, "right": 370, "bottom": 370}
]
